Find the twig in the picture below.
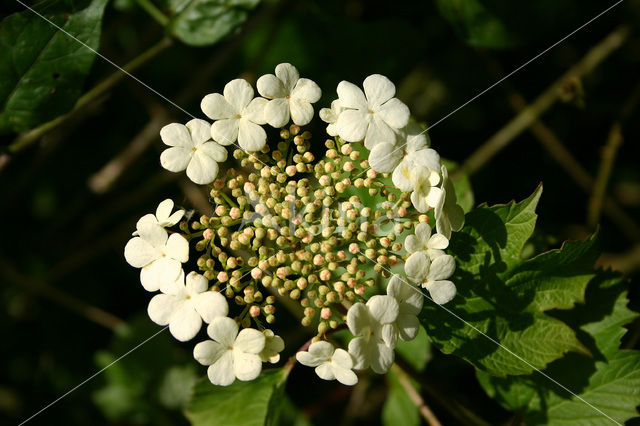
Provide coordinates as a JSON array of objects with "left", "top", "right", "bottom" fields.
[
  {"left": 391, "top": 363, "right": 442, "bottom": 426},
  {"left": 133, "top": 0, "right": 169, "bottom": 26},
  {"left": 455, "top": 25, "right": 630, "bottom": 179},
  {"left": 9, "top": 37, "right": 173, "bottom": 153},
  {"left": 0, "top": 258, "right": 125, "bottom": 330}
]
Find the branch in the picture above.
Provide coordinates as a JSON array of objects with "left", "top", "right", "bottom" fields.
[
  {"left": 455, "top": 25, "right": 630, "bottom": 179},
  {"left": 391, "top": 363, "right": 442, "bottom": 426}
]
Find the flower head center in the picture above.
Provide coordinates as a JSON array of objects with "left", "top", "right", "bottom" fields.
[
  {"left": 368, "top": 109, "right": 374, "bottom": 114},
  {"left": 236, "top": 113, "right": 242, "bottom": 119},
  {"left": 285, "top": 94, "right": 291, "bottom": 99}
]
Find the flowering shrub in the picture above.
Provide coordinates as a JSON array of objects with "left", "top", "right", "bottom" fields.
[{"left": 123, "top": 63, "right": 640, "bottom": 425}]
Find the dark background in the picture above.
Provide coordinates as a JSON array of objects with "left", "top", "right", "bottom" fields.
[{"left": 1, "top": 0, "right": 639, "bottom": 424}]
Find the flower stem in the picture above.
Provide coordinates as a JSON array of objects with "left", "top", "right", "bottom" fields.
[
  {"left": 219, "top": 191, "right": 238, "bottom": 208},
  {"left": 9, "top": 37, "right": 174, "bottom": 153},
  {"left": 133, "top": 0, "right": 169, "bottom": 26}
]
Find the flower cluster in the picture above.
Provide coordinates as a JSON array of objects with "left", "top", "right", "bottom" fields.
[{"left": 124, "top": 63, "right": 466, "bottom": 387}]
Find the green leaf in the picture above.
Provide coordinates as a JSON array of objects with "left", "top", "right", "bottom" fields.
[
  {"left": 0, "top": 0, "right": 108, "bottom": 133},
  {"left": 477, "top": 271, "right": 640, "bottom": 425},
  {"left": 435, "top": 0, "right": 577, "bottom": 49},
  {"left": 420, "top": 186, "right": 596, "bottom": 376},
  {"left": 167, "top": 0, "right": 261, "bottom": 47},
  {"left": 185, "top": 368, "right": 287, "bottom": 426},
  {"left": 395, "top": 326, "right": 431, "bottom": 373},
  {"left": 382, "top": 369, "right": 420, "bottom": 426}
]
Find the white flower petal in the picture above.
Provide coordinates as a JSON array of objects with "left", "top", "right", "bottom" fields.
[
  {"left": 315, "top": 363, "right": 336, "bottom": 381},
  {"left": 194, "top": 340, "right": 226, "bottom": 365},
  {"left": 274, "top": 63, "right": 299, "bottom": 92},
  {"left": 243, "top": 97, "right": 268, "bottom": 125},
  {"left": 413, "top": 148, "right": 440, "bottom": 171},
  {"left": 186, "top": 119, "right": 212, "bottom": 145},
  {"left": 387, "top": 275, "right": 423, "bottom": 316},
  {"left": 124, "top": 237, "right": 158, "bottom": 268},
  {"left": 160, "top": 147, "right": 192, "bottom": 173},
  {"left": 332, "top": 364, "right": 358, "bottom": 386},
  {"left": 381, "top": 323, "right": 398, "bottom": 348},
  {"left": 201, "top": 93, "right": 235, "bottom": 120},
  {"left": 405, "top": 251, "right": 430, "bottom": 282},
  {"left": 428, "top": 233, "right": 449, "bottom": 250},
  {"left": 369, "top": 142, "right": 403, "bottom": 173},
  {"left": 347, "top": 337, "right": 367, "bottom": 370},
  {"left": 337, "top": 80, "right": 367, "bottom": 110},
  {"left": 391, "top": 158, "right": 415, "bottom": 192},
  {"left": 319, "top": 107, "right": 335, "bottom": 124},
  {"left": 366, "top": 295, "right": 399, "bottom": 325},
  {"left": 186, "top": 150, "right": 219, "bottom": 185},
  {"left": 376, "top": 97, "right": 410, "bottom": 129},
  {"left": 147, "top": 294, "right": 181, "bottom": 326},
  {"left": 364, "top": 115, "right": 395, "bottom": 149},
  {"left": 234, "top": 328, "right": 266, "bottom": 354},
  {"left": 169, "top": 304, "right": 202, "bottom": 341},
  {"left": 414, "top": 222, "right": 432, "bottom": 245},
  {"left": 291, "top": 78, "right": 321, "bottom": 103},
  {"left": 224, "top": 79, "right": 254, "bottom": 112},
  {"left": 211, "top": 118, "right": 239, "bottom": 146},
  {"left": 264, "top": 98, "right": 290, "bottom": 128},
  {"left": 160, "top": 123, "right": 193, "bottom": 148},
  {"left": 397, "top": 314, "right": 420, "bottom": 341},
  {"left": 428, "top": 254, "right": 456, "bottom": 281},
  {"left": 234, "top": 352, "right": 262, "bottom": 381},
  {"left": 336, "top": 109, "right": 368, "bottom": 142},
  {"left": 370, "top": 342, "right": 394, "bottom": 374},
  {"left": 410, "top": 189, "right": 429, "bottom": 213},
  {"left": 197, "top": 140, "right": 227, "bottom": 163},
  {"left": 155, "top": 199, "right": 174, "bottom": 221},
  {"left": 290, "top": 99, "right": 314, "bottom": 126},
  {"left": 404, "top": 235, "right": 420, "bottom": 254},
  {"left": 207, "top": 316, "right": 238, "bottom": 347},
  {"left": 194, "top": 291, "right": 229, "bottom": 323},
  {"left": 425, "top": 186, "right": 444, "bottom": 209},
  {"left": 346, "top": 302, "right": 369, "bottom": 336},
  {"left": 207, "top": 351, "right": 235, "bottom": 386},
  {"left": 238, "top": 119, "right": 267, "bottom": 152},
  {"left": 426, "top": 280, "right": 457, "bottom": 305},
  {"left": 165, "top": 233, "right": 189, "bottom": 262},
  {"left": 405, "top": 123, "right": 428, "bottom": 152},
  {"left": 363, "top": 74, "right": 395, "bottom": 107},
  {"left": 331, "top": 348, "right": 354, "bottom": 369},
  {"left": 296, "top": 341, "right": 332, "bottom": 367},
  {"left": 257, "top": 73, "right": 286, "bottom": 99},
  {"left": 185, "top": 271, "right": 208, "bottom": 294}
]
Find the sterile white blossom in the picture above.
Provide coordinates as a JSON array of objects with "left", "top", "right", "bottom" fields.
[
  {"left": 410, "top": 165, "right": 444, "bottom": 212},
  {"left": 435, "top": 165, "right": 465, "bottom": 239},
  {"left": 368, "top": 140, "right": 403, "bottom": 173},
  {"left": 336, "top": 74, "right": 410, "bottom": 149},
  {"left": 370, "top": 122, "right": 431, "bottom": 175},
  {"left": 386, "top": 275, "right": 423, "bottom": 341},
  {"left": 133, "top": 199, "right": 185, "bottom": 236},
  {"left": 259, "top": 329, "right": 285, "bottom": 364},
  {"left": 160, "top": 119, "right": 227, "bottom": 185},
  {"left": 405, "top": 222, "right": 449, "bottom": 260},
  {"left": 201, "top": 79, "right": 269, "bottom": 152},
  {"left": 148, "top": 271, "right": 228, "bottom": 342},
  {"left": 319, "top": 99, "right": 343, "bottom": 136},
  {"left": 124, "top": 223, "right": 189, "bottom": 292},
  {"left": 347, "top": 295, "right": 399, "bottom": 374},
  {"left": 257, "top": 63, "right": 322, "bottom": 127},
  {"left": 193, "top": 317, "right": 266, "bottom": 386},
  {"left": 405, "top": 251, "right": 457, "bottom": 305},
  {"left": 391, "top": 123, "right": 441, "bottom": 191},
  {"left": 296, "top": 341, "right": 358, "bottom": 386}
]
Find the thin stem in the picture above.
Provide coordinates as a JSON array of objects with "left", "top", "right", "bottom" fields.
[
  {"left": 220, "top": 191, "right": 239, "bottom": 208},
  {"left": 391, "top": 363, "right": 442, "bottom": 426},
  {"left": 9, "top": 37, "right": 173, "bottom": 153},
  {"left": 133, "top": 0, "right": 169, "bottom": 26},
  {"left": 454, "top": 25, "right": 630, "bottom": 179}
]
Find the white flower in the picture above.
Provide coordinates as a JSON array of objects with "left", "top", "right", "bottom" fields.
[
  {"left": 148, "top": 271, "right": 228, "bottom": 342},
  {"left": 435, "top": 165, "right": 465, "bottom": 239},
  {"left": 319, "top": 99, "right": 343, "bottom": 136},
  {"left": 404, "top": 222, "right": 449, "bottom": 260},
  {"left": 410, "top": 165, "right": 444, "bottom": 212},
  {"left": 201, "top": 79, "right": 269, "bottom": 152},
  {"left": 296, "top": 341, "right": 358, "bottom": 386},
  {"left": 368, "top": 140, "right": 403, "bottom": 173},
  {"left": 336, "top": 74, "right": 410, "bottom": 150},
  {"left": 160, "top": 119, "right": 228, "bottom": 185},
  {"left": 257, "top": 63, "right": 322, "bottom": 128},
  {"left": 347, "top": 295, "right": 399, "bottom": 374},
  {"left": 124, "top": 223, "right": 189, "bottom": 292},
  {"left": 133, "top": 199, "right": 185, "bottom": 236},
  {"left": 193, "top": 317, "right": 266, "bottom": 386},
  {"left": 259, "top": 330, "right": 285, "bottom": 364},
  {"left": 370, "top": 122, "right": 432, "bottom": 175},
  {"left": 391, "top": 123, "right": 441, "bottom": 191},
  {"left": 386, "top": 275, "right": 423, "bottom": 341},
  {"left": 405, "top": 251, "right": 457, "bottom": 305}
]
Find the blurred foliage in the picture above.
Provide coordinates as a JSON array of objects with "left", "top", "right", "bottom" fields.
[{"left": 1, "top": 0, "right": 639, "bottom": 425}]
